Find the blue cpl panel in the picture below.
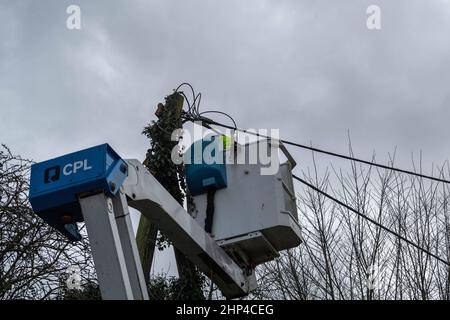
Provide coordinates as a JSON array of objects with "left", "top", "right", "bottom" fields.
[
  {"left": 185, "top": 136, "right": 228, "bottom": 196},
  {"left": 29, "top": 143, "right": 128, "bottom": 241}
]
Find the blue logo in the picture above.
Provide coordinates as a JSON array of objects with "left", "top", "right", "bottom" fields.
[{"left": 44, "top": 166, "right": 60, "bottom": 184}]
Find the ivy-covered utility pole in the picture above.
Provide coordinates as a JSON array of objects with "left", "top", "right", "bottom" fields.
[{"left": 136, "top": 91, "right": 204, "bottom": 299}]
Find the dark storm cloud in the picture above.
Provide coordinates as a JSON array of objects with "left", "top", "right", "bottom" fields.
[{"left": 1, "top": 0, "right": 450, "bottom": 171}]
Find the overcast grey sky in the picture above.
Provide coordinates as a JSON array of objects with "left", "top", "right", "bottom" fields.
[
  {"left": 1, "top": 0, "right": 450, "bottom": 275},
  {"left": 1, "top": 0, "right": 450, "bottom": 167}
]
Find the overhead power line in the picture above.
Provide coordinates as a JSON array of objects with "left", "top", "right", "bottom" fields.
[
  {"left": 190, "top": 116, "right": 450, "bottom": 185},
  {"left": 176, "top": 82, "right": 450, "bottom": 267},
  {"left": 292, "top": 174, "right": 450, "bottom": 267}
]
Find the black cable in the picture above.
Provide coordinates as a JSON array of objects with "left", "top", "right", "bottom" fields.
[
  {"left": 199, "top": 111, "right": 237, "bottom": 129},
  {"left": 175, "top": 83, "right": 196, "bottom": 99},
  {"left": 205, "top": 187, "right": 216, "bottom": 234},
  {"left": 178, "top": 91, "right": 193, "bottom": 114},
  {"left": 175, "top": 83, "right": 197, "bottom": 117},
  {"left": 177, "top": 84, "right": 450, "bottom": 266},
  {"left": 292, "top": 174, "right": 450, "bottom": 267},
  {"left": 194, "top": 117, "right": 450, "bottom": 185},
  {"left": 175, "top": 83, "right": 206, "bottom": 119},
  {"left": 194, "top": 93, "right": 202, "bottom": 116}
]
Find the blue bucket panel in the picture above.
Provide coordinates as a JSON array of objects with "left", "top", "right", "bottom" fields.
[
  {"left": 29, "top": 143, "right": 128, "bottom": 241},
  {"left": 185, "top": 136, "right": 228, "bottom": 196}
]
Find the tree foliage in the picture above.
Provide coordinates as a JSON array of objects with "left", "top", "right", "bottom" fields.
[
  {"left": 137, "top": 92, "right": 205, "bottom": 299},
  {"left": 147, "top": 272, "right": 207, "bottom": 300},
  {"left": 253, "top": 148, "right": 450, "bottom": 300},
  {"left": 0, "top": 144, "right": 97, "bottom": 300}
]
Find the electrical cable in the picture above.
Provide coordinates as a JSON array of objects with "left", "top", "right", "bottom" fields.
[
  {"left": 205, "top": 187, "right": 217, "bottom": 234},
  {"left": 192, "top": 117, "right": 450, "bottom": 185},
  {"left": 174, "top": 83, "right": 450, "bottom": 267},
  {"left": 175, "top": 83, "right": 238, "bottom": 130},
  {"left": 199, "top": 111, "right": 237, "bottom": 129},
  {"left": 292, "top": 173, "right": 450, "bottom": 267}
]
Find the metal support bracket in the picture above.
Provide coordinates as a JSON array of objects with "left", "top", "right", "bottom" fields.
[{"left": 79, "top": 192, "right": 149, "bottom": 300}]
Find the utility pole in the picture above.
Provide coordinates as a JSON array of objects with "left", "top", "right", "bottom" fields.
[{"left": 136, "top": 91, "right": 204, "bottom": 299}]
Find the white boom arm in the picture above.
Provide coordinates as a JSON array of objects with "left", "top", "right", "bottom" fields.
[{"left": 79, "top": 159, "right": 255, "bottom": 300}]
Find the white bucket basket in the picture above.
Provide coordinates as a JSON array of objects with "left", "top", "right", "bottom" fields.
[{"left": 189, "top": 137, "right": 302, "bottom": 270}]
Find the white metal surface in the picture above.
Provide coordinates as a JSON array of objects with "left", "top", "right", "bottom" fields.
[
  {"left": 123, "top": 159, "right": 256, "bottom": 298},
  {"left": 190, "top": 139, "right": 302, "bottom": 268},
  {"left": 79, "top": 193, "right": 142, "bottom": 300},
  {"left": 111, "top": 191, "right": 149, "bottom": 300}
]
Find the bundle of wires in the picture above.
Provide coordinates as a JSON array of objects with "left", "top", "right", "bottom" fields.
[{"left": 175, "top": 82, "right": 237, "bottom": 130}]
